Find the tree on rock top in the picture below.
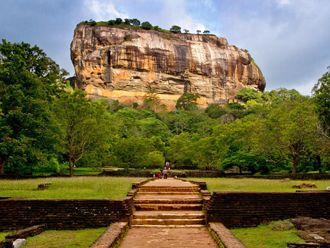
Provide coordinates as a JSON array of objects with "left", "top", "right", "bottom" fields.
[
  {"left": 170, "top": 25, "right": 182, "bottom": 33},
  {"left": 141, "top": 21, "right": 153, "bottom": 30}
]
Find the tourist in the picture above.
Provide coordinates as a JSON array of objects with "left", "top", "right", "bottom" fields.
[{"left": 162, "top": 167, "right": 168, "bottom": 179}]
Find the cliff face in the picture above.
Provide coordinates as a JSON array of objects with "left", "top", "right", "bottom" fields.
[{"left": 71, "top": 24, "right": 265, "bottom": 109}]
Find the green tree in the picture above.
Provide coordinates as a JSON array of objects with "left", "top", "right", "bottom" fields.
[
  {"left": 141, "top": 21, "right": 153, "bottom": 30},
  {"left": 167, "top": 132, "right": 194, "bottom": 168},
  {"left": 0, "top": 40, "right": 67, "bottom": 175},
  {"left": 110, "top": 136, "right": 154, "bottom": 169},
  {"left": 236, "top": 87, "right": 262, "bottom": 102},
  {"left": 146, "top": 151, "right": 165, "bottom": 168},
  {"left": 137, "top": 117, "right": 170, "bottom": 141},
  {"left": 313, "top": 66, "right": 330, "bottom": 137},
  {"left": 262, "top": 95, "right": 322, "bottom": 175},
  {"left": 176, "top": 92, "right": 199, "bottom": 111},
  {"left": 53, "top": 91, "right": 111, "bottom": 176},
  {"left": 203, "top": 30, "right": 210, "bottom": 34},
  {"left": 130, "top": 18, "right": 141, "bottom": 26},
  {"left": 205, "top": 104, "right": 226, "bottom": 118},
  {"left": 170, "top": 25, "right": 181, "bottom": 33},
  {"left": 115, "top": 18, "right": 123, "bottom": 24}
]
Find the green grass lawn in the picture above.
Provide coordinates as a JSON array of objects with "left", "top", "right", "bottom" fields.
[
  {"left": 190, "top": 178, "right": 330, "bottom": 192},
  {"left": 231, "top": 221, "right": 304, "bottom": 248},
  {"left": 0, "top": 177, "right": 144, "bottom": 199},
  {"left": 24, "top": 228, "right": 105, "bottom": 248}
]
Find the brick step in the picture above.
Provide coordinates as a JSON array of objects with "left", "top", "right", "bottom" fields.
[
  {"left": 133, "top": 211, "right": 205, "bottom": 219},
  {"left": 134, "top": 198, "right": 203, "bottom": 204},
  {"left": 131, "top": 224, "right": 205, "bottom": 228},
  {"left": 138, "top": 187, "right": 199, "bottom": 192},
  {"left": 136, "top": 191, "right": 201, "bottom": 195},
  {"left": 134, "top": 203, "right": 203, "bottom": 211},
  {"left": 131, "top": 218, "right": 205, "bottom": 225},
  {"left": 135, "top": 194, "right": 201, "bottom": 199}
]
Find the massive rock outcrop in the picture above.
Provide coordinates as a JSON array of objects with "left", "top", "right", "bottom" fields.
[{"left": 71, "top": 23, "right": 265, "bottom": 109}]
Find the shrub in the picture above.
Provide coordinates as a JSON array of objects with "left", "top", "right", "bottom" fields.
[
  {"left": 141, "top": 21, "right": 153, "bottom": 30},
  {"left": 170, "top": 25, "right": 182, "bottom": 33}
]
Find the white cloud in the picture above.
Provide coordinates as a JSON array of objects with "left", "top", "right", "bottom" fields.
[
  {"left": 276, "top": 0, "right": 291, "bottom": 6},
  {"left": 201, "top": 0, "right": 215, "bottom": 10},
  {"left": 218, "top": 0, "right": 330, "bottom": 94},
  {"left": 157, "top": 0, "right": 206, "bottom": 32},
  {"left": 292, "top": 81, "right": 314, "bottom": 96},
  {"left": 84, "top": 0, "right": 128, "bottom": 21}
]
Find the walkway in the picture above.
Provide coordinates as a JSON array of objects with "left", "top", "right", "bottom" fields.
[{"left": 119, "top": 178, "right": 217, "bottom": 248}]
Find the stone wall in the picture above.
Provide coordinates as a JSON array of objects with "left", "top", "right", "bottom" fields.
[
  {"left": 206, "top": 191, "right": 330, "bottom": 228},
  {"left": 0, "top": 198, "right": 133, "bottom": 231}
]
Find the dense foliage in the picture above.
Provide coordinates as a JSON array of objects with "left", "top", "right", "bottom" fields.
[
  {"left": 0, "top": 40, "right": 329, "bottom": 176},
  {"left": 81, "top": 19, "right": 211, "bottom": 35}
]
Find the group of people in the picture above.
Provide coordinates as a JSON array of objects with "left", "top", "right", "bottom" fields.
[{"left": 154, "top": 161, "right": 171, "bottom": 179}]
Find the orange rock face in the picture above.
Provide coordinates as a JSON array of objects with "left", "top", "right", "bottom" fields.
[{"left": 71, "top": 24, "right": 266, "bottom": 110}]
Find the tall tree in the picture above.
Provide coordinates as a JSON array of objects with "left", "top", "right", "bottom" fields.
[
  {"left": 53, "top": 91, "right": 111, "bottom": 176},
  {"left": 313, "top": 66, "right": 330, "bottom": 138},
  {"left": 263, "top": 95, "right": 322, "bottom": 175},
  {"left": 0, "top": 40, "right": 67, "bottom": 175},
  {"left": 170, "top": 25, "right": 181, "bottom": 33}
]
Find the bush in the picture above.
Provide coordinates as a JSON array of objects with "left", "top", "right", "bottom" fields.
[
  {"left": 146, "top": 151, "right": 165, "bottom": 168},
  {"left": 236, "top": 88, "right": 261, "bottom": 102},
  {"left": 205, "top": 104, "right": 226, "bottom": 118},
  {"left": 176, "top": 93, "right": 199, "bottom": 111},
  {"left": 141, "top": 21, "right": 153, "bottom": 30},
  {"left": 115, "top": 18, "right": 123, "bottom": 24},
  {"left": 170, "top": 25, "right": 181, "bottom": 33}
]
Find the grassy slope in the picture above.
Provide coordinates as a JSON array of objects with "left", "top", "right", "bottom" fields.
[
  {"left": 191, "top": 178, "right": 330, "bottom": 192},
  {"left": 231, "top": 221, "right": 303, "bottom": 248},
  {"left": 0, "top": 177, "right": 143, "bottom": 199},
  {"left": 24, "top": 228, "right": 106, "bottom": 248}
]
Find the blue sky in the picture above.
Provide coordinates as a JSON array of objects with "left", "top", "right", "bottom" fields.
[{"left": 1, "top": 0, "right": 330, "bottom": 95}]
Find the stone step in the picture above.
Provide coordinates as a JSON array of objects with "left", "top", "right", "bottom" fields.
[
  {"left": 131, "top": 224, "right": 205, "bottom": 228},
  {"left": 134, "top": 198, "right": 203, "bottom": 204},
  {"left": 134, "top": 203, "right": 203, "bottom": 211},
  {"left": 135, "top": 194, "right": 201, "bottom": 199},
  {"left": 131, "top": 218, "right": 205, "bottom": 226},
  {"left": 137, "top": 191, "right": 201, "bottom": 195},
  {"left": 133, "top": 211, "right": 205, "bottom": 220},
  {"left": 138, "top": 187, "right": 199, "bottom": 193}
]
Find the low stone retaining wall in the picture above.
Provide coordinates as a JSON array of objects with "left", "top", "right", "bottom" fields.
[
  {"left": 225, "top": 173, "right": 330, "bottom": 180},
  {"left": 91, "top": 222, "right": 128, "bottom": 248},
  {"left": 0, "top": 198, "right": 133, "bottom": 231},
  {"left": 206, "top": 191, "right": 330, "bottom": 228},
  {"left": 208, "top": 222, "right": 246, "bottom": 248}
]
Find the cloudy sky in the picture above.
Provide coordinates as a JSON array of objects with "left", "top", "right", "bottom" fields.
[{"left": 1, "top": 0, "right": 329, "bottom": 94}]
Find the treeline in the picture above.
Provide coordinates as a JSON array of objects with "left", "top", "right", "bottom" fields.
[
  {"left": 0, "top": 40, "right": 329, "bottom": 176},
  {"left": 82, "top": 18, "right": 211, "bottom": 34}
]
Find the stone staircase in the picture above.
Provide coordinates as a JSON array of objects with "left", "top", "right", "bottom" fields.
[{"left": 131, "top": 179, "right": 206, "bottom": 227}]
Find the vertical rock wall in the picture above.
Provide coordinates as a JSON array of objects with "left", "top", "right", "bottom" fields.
[{"left": 71, "top": 24, "right": 266, "bottom": 109}]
